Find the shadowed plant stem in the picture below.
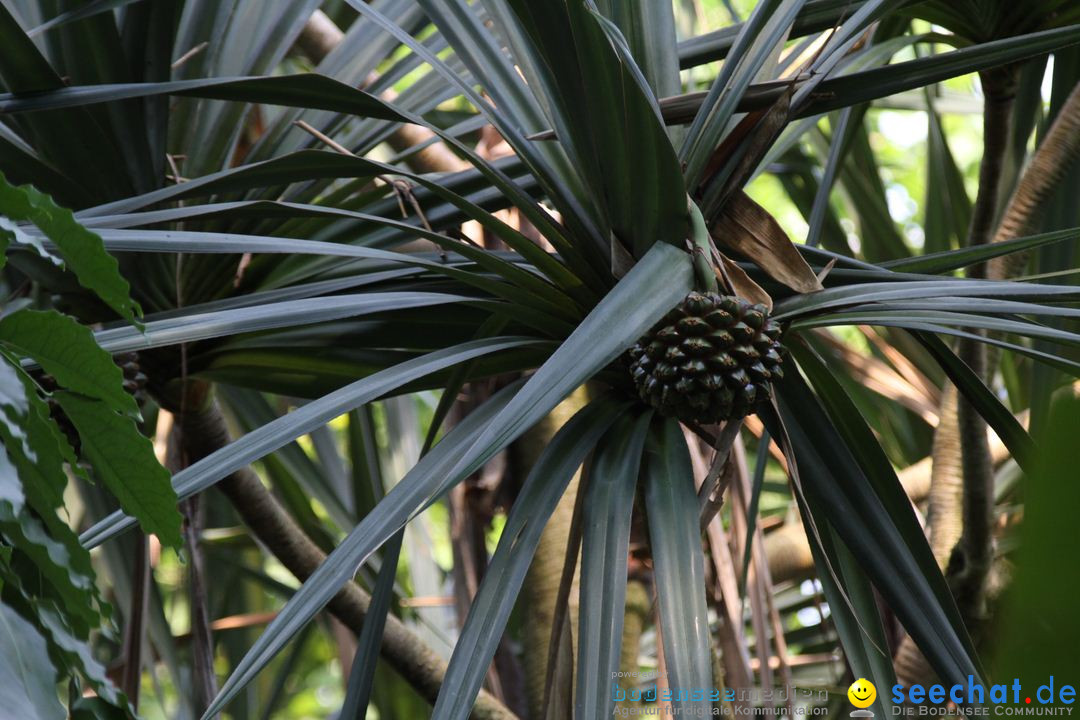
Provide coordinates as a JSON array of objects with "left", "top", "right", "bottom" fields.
[
  {"left": 949, "top": 67, "right": 1017, "bottom": 621},
  {"left": 167, "top": 380, "right": 518, "bottom": 720},
  {"left": 902, "top": 66, "right": 1018, "bottom": 685}
]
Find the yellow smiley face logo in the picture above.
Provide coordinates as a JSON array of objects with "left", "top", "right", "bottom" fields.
[{"left": 848, "top": 678, "right": 877, "bottom": 708}]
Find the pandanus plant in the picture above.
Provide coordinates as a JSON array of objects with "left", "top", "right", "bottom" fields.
[{"left": 2, "top": 1, "right": 1080, "bottom": 719}]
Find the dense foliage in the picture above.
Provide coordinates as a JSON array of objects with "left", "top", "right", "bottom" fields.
[{"left": 1, "top": 1, "right": 1078, "bottom": 719}]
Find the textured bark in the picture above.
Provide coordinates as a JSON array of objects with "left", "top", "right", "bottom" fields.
[
  {"left": 896, "top": 387, "right": 963, "bottom": 686},
  {"left": 947, "top": 68, "right": 1016, "bottom": 620},
  {"left": 990, "top": 79, "right": 1080, "bottom": 280},
  {"left": 900, "top": 66, "right": 1016, "bottom": 685},
  {"left": 907, "top": 79, "right": 1080, "bottom": 688},
  {"left": 169, "top": 381, "right": 517, "bottom": 720}
]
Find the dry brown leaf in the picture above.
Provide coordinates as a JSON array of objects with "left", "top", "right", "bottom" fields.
[
  {"left": 702, "top": 86, "right": 793, "bottom": 206},
  {"left": 716, "top": 250, "right": 773, "bottom": 311},
  {"left": 711, "top": 191, "right": 824, "bottom": 294}
]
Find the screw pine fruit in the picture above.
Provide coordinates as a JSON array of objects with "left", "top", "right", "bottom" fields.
[{"left": 628, "top": 292, "right": 784, "bottom": 423}]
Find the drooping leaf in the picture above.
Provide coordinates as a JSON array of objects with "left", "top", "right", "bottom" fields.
[
  {"left": 0, "top": 310, "right": 137, "bottom": 416},
  {"left": 53, "top": 392, "right": 181, "bottom": 547},
  {"left": 80, "top": 339, "right": 537, "bottom": 547},
  {"left": 0, "top": 173, "right": 138, "bottom": 322},
  {"left": 0, "top": 604, "right": 65, "bottom": 720},
  {"left": 711, "top": 191, "right": 823, "bottom": 293},
  {"left": 643, "top": 417, "right": 712, "bottom": 717},
  {"left": 576, "top": 411, "right": 652, "bottom": 720},
  {"left": 432, "top": 396, "right": 625, "bottom": 719},
  {"left": 0, "top": 74, "right": 407, "bottom": 123},
  {"left": 769, "top": 373, "right": 982, "bottom": 687},
  {"left": 195, "top": 242, "right": 692, "bottom": 718}
]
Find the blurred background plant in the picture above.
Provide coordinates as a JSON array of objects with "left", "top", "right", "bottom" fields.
[{"left": 1, "top": 0, "right": 1079, "bottom": 718}]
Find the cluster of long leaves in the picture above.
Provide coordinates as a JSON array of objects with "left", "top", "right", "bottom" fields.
[{"left": 1, "top": 0, "right": 1079, "bottom": 718}]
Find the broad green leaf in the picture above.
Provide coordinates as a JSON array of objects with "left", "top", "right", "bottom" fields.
[
  {"left": 993, "top": 393, "right": 1080, "bottom": 682},
  {"left": 643, "top": 418, "right": 712, "bottom": 717},
  {"left": 0, "top": 357, "right": 102, "bottom": 633},
  {"left": 577, "top": 411, "right": 652, "bottom": 720},
  {"left": 53, "top": 392, "right": 181, "bottom": 547},
  {"left": 0, "top": 604, "right": 65, "bottom": 720},
  {"left": 0, "top": 507, "right": 99, "bottom": 635},
  {"left": 0, "top": 173, "right": 138, "bottom": 322},
  {"left": 0, "top": 577, "right": 127, "bottom": 712},
  {"left": 0, "top": 355, "right": 34, "bottom": 463},
  {"left": 0, "top": 310, "right": 136, "bottom": 416}
]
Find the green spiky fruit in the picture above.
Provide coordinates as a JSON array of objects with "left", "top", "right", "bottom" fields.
[{"left": 627, "top": 292, "right": 784, "bottom": 423}]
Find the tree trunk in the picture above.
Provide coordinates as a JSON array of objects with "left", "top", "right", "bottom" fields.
[
  {"left": 167, "top": 379, "right": 517, "bottom": 720},
  {"left": 898, "top": 65, "right": 1017, "bottom": 684},
  {"left": 512, "top": 389, "right": 589, "bottom": 719}
]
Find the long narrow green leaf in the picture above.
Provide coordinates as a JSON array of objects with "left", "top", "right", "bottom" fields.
[
  {"left": 792, "top": 488, "right": 896, "bottom": 717},
  {"left": 774, "top": 278, "right": 1080, "bottom": 319},
  {"left": 576, "top": 411, "right": 652, "bottom": 720},
  {"left": 502, "top": 0, "right": 689, "bottom": 258},
  {"left": 0, "top": 310, "right": 136, "bottom": 416},
  {"left": 0, "top": 74, "right": 406, "bottom": 120},
  {"left": 805, "top": 24, "right": 1080, "bottom": 115},
  {"left": 55, "top": 392, "right": 182, "bottom": 548},
  {"left": 338, "top": 533, "right": 401, "bottom": 720},
  {"left": 770, "top": 373, "right": 983, "bottom": 687},
  {"left": 914, "top": 332, "right": 1036, "bottom": 469},
  {"left": 643, "top": 418, "right": 712, "bottom": 717},
  {"left": 194, "top": 241, "right": 691, "bottom": 718},
  {"left": 92, "top": 292, "right": 472, "bottom": 354},
  {"left": 0, "top": 173, "right": 138, "bottom": 322},
  {"left": 79, "top": 338, "right": 535, "bottom": 548},
  {"left": 432, "top": 396, "right": 626, "bottom": 719},
  {"left": 882, "top": 228, "right": 1080, "bottom": 274}
]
